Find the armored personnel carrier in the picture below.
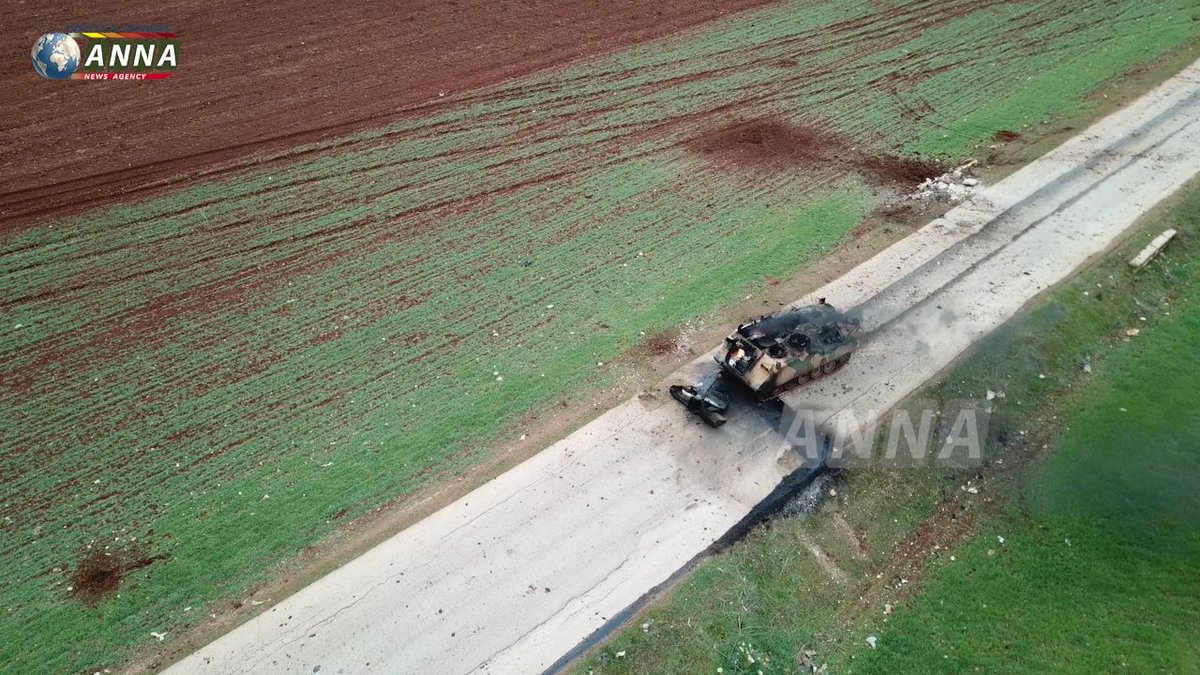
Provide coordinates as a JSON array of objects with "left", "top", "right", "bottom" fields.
[{"left": 669, "top": 299, "right": 861, "bottom": 427}]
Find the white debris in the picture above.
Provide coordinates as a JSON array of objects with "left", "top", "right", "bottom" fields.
[
  {"left": 985, "top": 390, "right": 996, "bottom": 400},
  {"left": 151, "top": 632, "right": 167, "bottom": 642},
  {"left": 866, "top": 635, "right": 878, "bottom": 649},
  {"left": 1129, "top": 228, "right": 1177, "bottom": 268},
  {"left": 906, "top": 160, "right": 983, "bottom": 204},
  {"left": 616, "top": 650, "right": 626, "bottom": 658}
]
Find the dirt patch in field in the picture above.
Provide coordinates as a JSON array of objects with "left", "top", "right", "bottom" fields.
[
  {"left": 690, "top": 118, "right": 945, "bottom": 187},
  {"left": 71, "top": 544, "right": 168, "bottom": 605},
  {"left": 641, "top": 330, "right": 682, "bottom": 355},
  {"left": 690, "top": 119, "right": 846, "bottom": 164},
  {"left": 993, "top": 129, "right": 1023, "bottom": 143},
  {"left": 856, "top": 153, "right": 946, "bottom": 186}
]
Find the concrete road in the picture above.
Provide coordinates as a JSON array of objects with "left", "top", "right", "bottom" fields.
[{"left": 166, "top": 59, "right": 1200, "bottom": 675}]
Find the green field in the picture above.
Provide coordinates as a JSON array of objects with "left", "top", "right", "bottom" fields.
[
  {"left": 852, "top": 246, "right": 1200, "bottom": 670},
  {"left": 3, "top": 1, "right": 1200, "bottom": 671},
  {"left": 574, "top": 184, "right": 1200, "bottom": 673}
]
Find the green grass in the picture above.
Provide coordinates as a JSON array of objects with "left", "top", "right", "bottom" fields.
[
  {"left": 852, "top": 259, "right": 1200, "bottom": 673},
  {"left": 574, "top": 185, "right": 1200, "bottom": 674},
  {"left": 3, "top": 1, "right": 1200, "bottom": 671},
  {"left": 852, "top": 522, "right": 1200, "bottom": 673}
]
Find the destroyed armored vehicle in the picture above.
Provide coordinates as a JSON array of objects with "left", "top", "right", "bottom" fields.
[{"left": 670, "top": 300, "right": 861, "bottom": 427}]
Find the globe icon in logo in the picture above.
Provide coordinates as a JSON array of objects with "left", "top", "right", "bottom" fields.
[{"left": 31, "top": 32, "right": 81, "bottom": 80}]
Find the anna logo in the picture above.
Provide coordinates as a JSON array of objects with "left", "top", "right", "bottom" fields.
[{"left": 31, "top": 24, "right": 178, "bottom": 80}]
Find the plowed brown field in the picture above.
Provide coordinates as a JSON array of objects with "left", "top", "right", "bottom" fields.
[{"left": 1, "top": 0, "right": 769, "bottom": 221}]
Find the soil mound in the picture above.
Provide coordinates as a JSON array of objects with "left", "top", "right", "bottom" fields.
[
  {"left": 690, "top": 117, "right": 945, "bottom": 187},
  {"left": 689, "top": 119, "right": 846, "bottom": 165},
  {"left": 858, "top": 154, "right": 947, "bottom": 185}
]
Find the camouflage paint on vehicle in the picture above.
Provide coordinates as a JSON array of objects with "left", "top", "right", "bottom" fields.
[
  {"left": 720, "top": 301, "right": 861, "bottom": 398},
  {"left": 670, "top": 301, "right": 860, "bottom": 427}
]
